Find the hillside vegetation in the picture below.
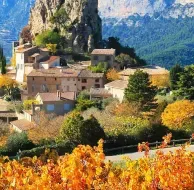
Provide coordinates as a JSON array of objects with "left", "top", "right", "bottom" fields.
[{"left": 103, "top": 15, "right": 194, "bottom": 68}]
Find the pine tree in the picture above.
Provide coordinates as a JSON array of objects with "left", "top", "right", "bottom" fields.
[
  {"left": 170, "top": 64, "right": 183, "bottom": 90},
  {"left": 124, "top": 70, "right": 156, "bottom": 104},
  {"left": 0, "top": 46, "right": 6, "bottom": 74}
]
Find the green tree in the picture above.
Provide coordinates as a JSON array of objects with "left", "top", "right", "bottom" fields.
[
  {"left": 60, "top": 112, "right": 105, "bottom": 145},
  {"left": 6, "top": 132, "right": 34, "bottom": 153},
  {"left": 124, "top": 70, "right": 157, "bottom": 104},
  {"left": 116, "top": 53, "right": 137, "bottom": 68},
  {"left": 170, "top": 64, "right": 183, "bottom": 90},
  {"left": 175, "top": 65, "right": 194, "bottom": 99},
  {"left": 81, "top": 115, "right": 105, "bottom": 146},
  {"left": 0, "top": 46, "right": 6, "bottom": 74},
  {"left": 35, "top": 30, "right": 61, "bottom": 47},
  {"left": 50, "top": 8, "right": 70, "bottom": 29},
  {"left": 89, "top": 62, "right": 108, "bottom": 73}
]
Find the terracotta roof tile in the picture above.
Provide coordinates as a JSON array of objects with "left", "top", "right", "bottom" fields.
[
  {"left": 10, "top": 119, "right": 35, "bottom": 131},
  {"left": 37, "top": 92, "right": 76, "bottom": 102},
  {"left": 40, "top": 56, "right": 59, "bottom": 64},
  {"left": 119, "top": 66, "right": 169, "bottom": 76},
  {"left": 105, "top": 80, "right": 128, "bottom": 90},
  {"left": 27, "top": 68, "right": 80, "bottom": 78},
  {"left": 91, "top": 49, "right": 116, "bottom": 55},
  {"left": 78, "top": 70, "right": 104, "bottom": 78},
  {"left": 90, "top": 88, "right": 112, "bottom": 96}
]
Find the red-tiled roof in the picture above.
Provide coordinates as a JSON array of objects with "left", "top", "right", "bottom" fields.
[
  {"left": 105, "top": 80, "right": 128, "bottom": 90},
  {"left": 41, "top": 56, "right": 59, "bottom": 64},
  {"left": 23, "top": 110, "right": 33, "bottom": 115},
  {"left": 27, "top": 68, "right": 80, "bottom": 78},
  {"left": 90, "top": 88, "right": 112, "bottom": 96},
  {"left": 78, "top": 70, "right": 104, "bottom": 78},
  {"left": 37, "top": 92, "right": 76, "bottom": 102},
  {"left": 10, "top": 119, "right": 35, "bottom": 131},
  {"left": 91, "top": 49, "right": 116, "bottom": 55}
]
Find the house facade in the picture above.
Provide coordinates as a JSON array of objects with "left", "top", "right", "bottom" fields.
[
  {"left": 104, "top": 80, "right": 128, "bottom": 102},
  {"left": 15, "top": 43, "right": 60, "bottom": 83},
  {"left": 10, "top": 91, "right": 76, "bottom": 133},
  {"left": 26, "top": 69, "right": 105, "bottom": 99},
  {"left": 35, "top": 91, "right": 76, "bottom": 115},
  {"left": 77, "top": 70, "right": 105, "bottom": 91},
  {"left": 91, "top": 49, "right": 116, "bottom": 68},
  {"left": 119, "top": 66, "right": 169, "bottom": 81}
]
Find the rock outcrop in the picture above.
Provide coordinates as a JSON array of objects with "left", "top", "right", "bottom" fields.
[{"left": 22, "top": 0, "right": 102, "bottom": 53}]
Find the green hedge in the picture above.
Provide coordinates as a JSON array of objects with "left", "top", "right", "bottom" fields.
[{"left": 18, "top": 141, "right": 75, "bottom": 158}]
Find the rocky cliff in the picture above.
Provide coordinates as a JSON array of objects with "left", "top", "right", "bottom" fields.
[{"left": 23, "top": 0, "right": 102, "bottom": 53}]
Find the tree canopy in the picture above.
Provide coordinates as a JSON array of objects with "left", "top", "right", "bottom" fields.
[
  {"left": 0, "top": 46, "right": 6, "bottom": 74},
  {"left": 162, "top": 100, "right": 194, "bottom": 130},
  {"left": 170, "top": 64, "right": 183, "bottom": 90},
  {"left": 60, "top": 112, "right": 105, "bottom": 146},
  {"left": 124, "top": 70, "right": 157, "bottom": 104},
  {"left": 0, "top": 75, "right": 18, "bottom": 96},
  {"left": 35, "top": 30, "right": 61, "bottom": 47}
]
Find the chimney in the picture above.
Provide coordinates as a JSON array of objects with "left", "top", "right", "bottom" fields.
[{"left": 57, "top": 90, "right": 61, "bottom": 99}]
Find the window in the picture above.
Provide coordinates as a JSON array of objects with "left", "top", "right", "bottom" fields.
[
  {"left": 82, "top": 79, "right": 87, "bottom": 83},
  {"left": 44, "top": 78, "right": 46, "bottom": 81},
  {"left": 32, "top": 85, "right": 35, "bottom": 92},
  {"left": 82, "top": 86, "right": 86, "bottom": 90},
  {"left": 47, "top": 104, "right": 54, "bottom": 111},
  {"left": 67, "top": 86, "right": 70, "bottom": 91},
  {"left": 42, "top": 84, "right": 48, "bottom": 92},
  {"left": 105, "top": 56, "right": 111, "bottom": 61},
  {"left": 56, "top": 84, "right": 60, "bottom": 90},
  {"left": 64, "top": 104, "right": 71, "bottom": 111},
  {"left": 73, "top": 78, "right": 75, "bottom": 81},
  {"left": 94, "top": 56, "right": 98, "bottom": 61},
  {"left": 32, "top": 77, "right": 34, "bottom": 81},
  {"left": 95, "top": 79, "right": 99, "bottom": 83},
  {"left": 55, "top": 78, "right": 57, "bottom": 81},
  {"left": 78, "top": 79, "right": 80, "bottom": 81},
  {"left": 95, "top": 84, "right": 100, "bottom": 88}
]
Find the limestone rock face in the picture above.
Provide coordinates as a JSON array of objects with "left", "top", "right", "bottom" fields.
[{"left": 24, "top": 0, "right": 102, "bottom": 52}]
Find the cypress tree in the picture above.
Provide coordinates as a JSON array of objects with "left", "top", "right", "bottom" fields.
[{"left": 0, "top": 46, "right": 6, "bottom": 74}]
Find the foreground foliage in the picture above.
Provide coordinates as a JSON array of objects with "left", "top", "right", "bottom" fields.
[{"left": 0, "top": 136, "right": 194, "bottom": 189}]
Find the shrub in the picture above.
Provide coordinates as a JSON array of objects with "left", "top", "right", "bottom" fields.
[
  {"left": 60, "top": 112, "right": 105, "bottom": 146},
  {"left": 18, "top": 140, "right": 74, "bottom": 158},
  {"left": 6, "top": 132, "right": 35, "bottom": 153},
  {"left": 89, "top": 62, "right": 108, "bottom": 73},
  {"left": 23, "top": 99, "right": 39, "bottom": 110},
  {"left": 35, "top": 30, "right": 61, "bottom": 47}
]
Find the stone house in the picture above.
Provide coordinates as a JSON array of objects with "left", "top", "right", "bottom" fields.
[
  {"left": 35, "top": 91, "right": 76, "bottom": 115},
  {"left": 10, "top": 91, "right": 76, "bottom": 133},
  {"left": 104, "top": 80, "right": 128, "bottom": 102},
  {"left": 15, "top": 43, "right": 60, "bottom": 83},
  {"left": 25, "top": 69, "right": 105, "bottom": 99},
  {"left": 119, "top": 66, "right": 169, "bottom": 81},
  {"left": 26, "top": 68, "right": 79, "bottom": 98},
  {"left": 91, "top": 49, "right": 116, "bottom": 68},
  {"left": 77, "top": 70, "right": 105, "bottom": 91}
]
